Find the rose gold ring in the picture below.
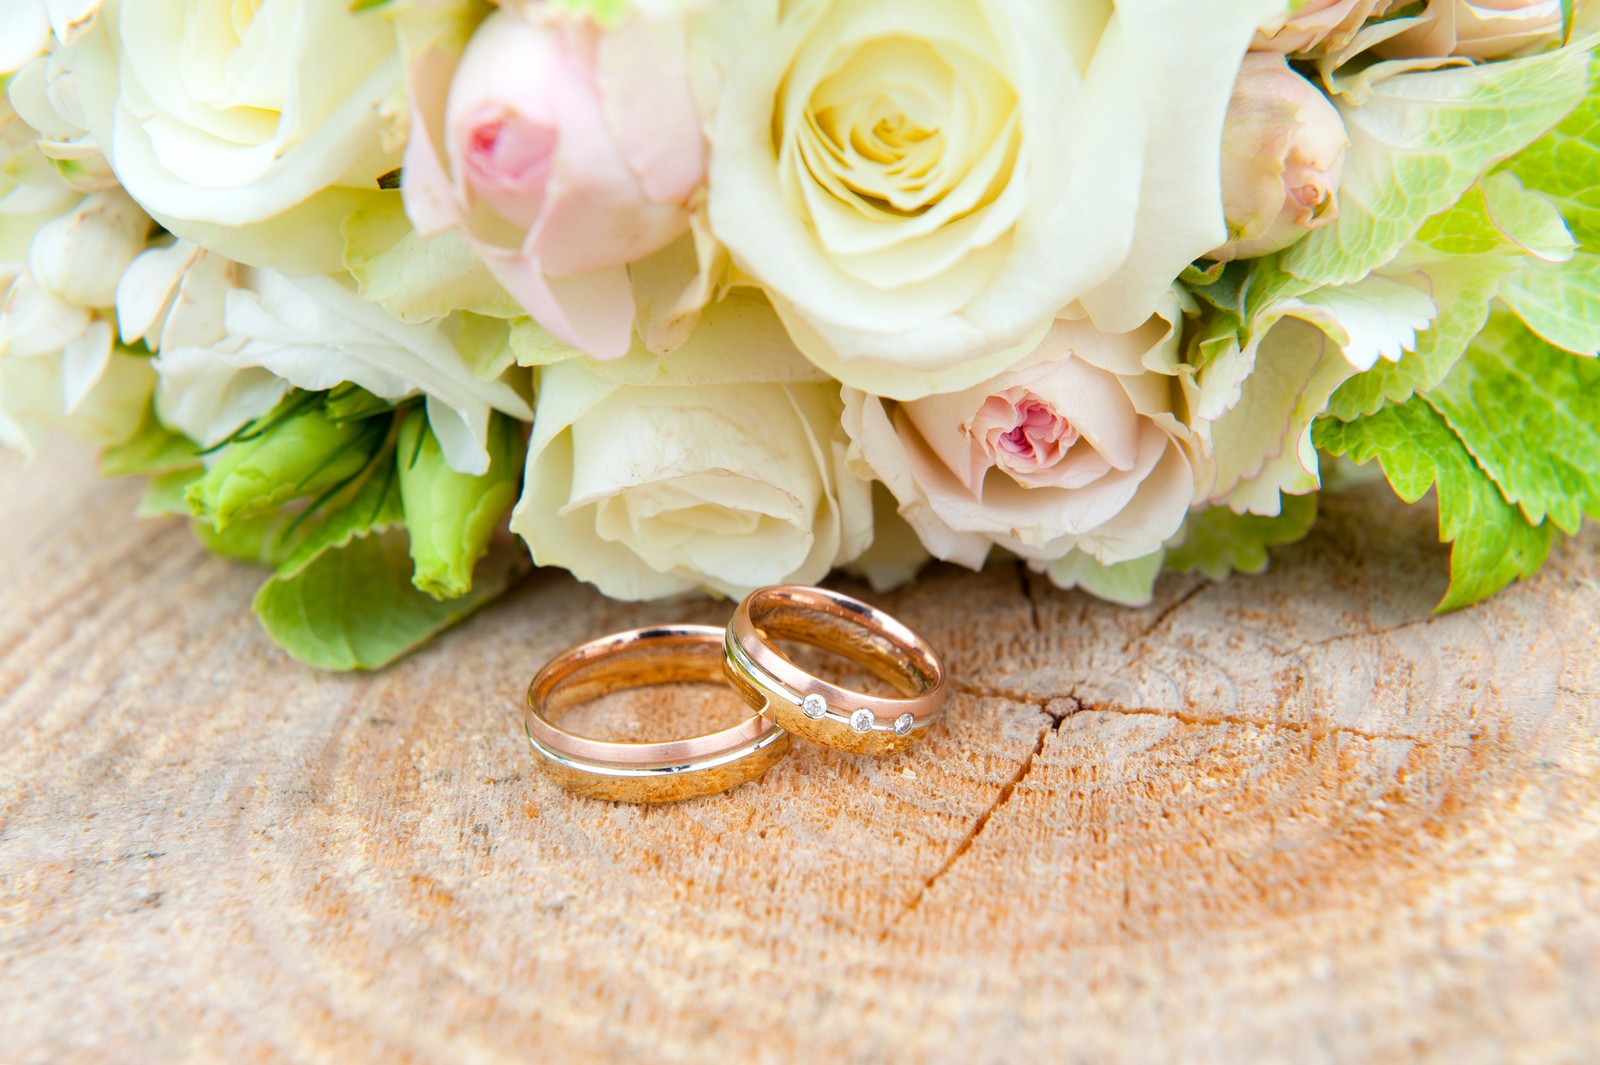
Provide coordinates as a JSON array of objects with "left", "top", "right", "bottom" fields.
[
  {"left": 724, "top": 585, "right": 948, "bottom": 755},
  {"left": 526, "top": 625, "right": 791, "bottom": 803}
]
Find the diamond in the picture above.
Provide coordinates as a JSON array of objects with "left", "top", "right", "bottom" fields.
[
  {"left": 850, "top": 709, "right": 875, "bottom": 733},
  {"left": 801, "top": 693, "right": 828, "bottom": 719},
  {"left": 894, "top": 713, "right": 915, "bottom": 737}
]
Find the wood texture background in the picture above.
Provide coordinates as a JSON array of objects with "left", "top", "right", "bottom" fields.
[{"left": 2, "top": 442, "right": 1598, "bottom": 1064}]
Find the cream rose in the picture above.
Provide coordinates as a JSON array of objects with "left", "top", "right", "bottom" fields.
[
  {"left": 57, "top": 0, "right": 402, "bottom": 272},
  {"left": 702, "top": 0, "right": 1278, "bottom": 395},
  {"left": 511, "top": 291, "right": 873, "bottom": 600},
  {"left": 842, "top": 301, "right": 1207, "bottom": 569}
]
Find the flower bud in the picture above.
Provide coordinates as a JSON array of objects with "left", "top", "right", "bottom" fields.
[
  {"left": 1376, "top": 0, "right": 1563, "bottom": 60},
  {"left": 1208, "top": 54, "right": 1348, "bottom": 262}
]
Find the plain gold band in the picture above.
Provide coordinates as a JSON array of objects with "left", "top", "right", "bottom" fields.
[{"left": 526, "top": 625, "right": 790, "bottom": 803}]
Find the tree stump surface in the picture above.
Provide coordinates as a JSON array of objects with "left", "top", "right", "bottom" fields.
[{"left": 1, "top": 443, "right": 1598, "bottom": 1065}]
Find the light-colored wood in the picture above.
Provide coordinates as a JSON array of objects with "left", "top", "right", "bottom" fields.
[{"left": 1, "top": 441, "right": 1598, "bottom": 1065}]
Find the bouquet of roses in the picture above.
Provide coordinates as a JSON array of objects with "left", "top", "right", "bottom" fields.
[{"left": 2, "top": 0, "right": 1596, "bottom": 669}]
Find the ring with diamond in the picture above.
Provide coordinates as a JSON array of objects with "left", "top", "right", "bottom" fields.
[
  {"left": 723, "top": 585, "right": 948, "bottom": 755},
  {"left": 526, "top": 624, "right": 792, "bottom": 803}
]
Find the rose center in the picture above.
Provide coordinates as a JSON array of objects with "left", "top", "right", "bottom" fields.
[
  {"left": 991, "top": 397, "right": 1078, "bottom": 469},
  {"left": 462, "top": 111, "right": 559, "bottom": 188}
]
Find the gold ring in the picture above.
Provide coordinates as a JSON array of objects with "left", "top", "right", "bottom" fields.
[
  {"left": 526, "top": 624, "right": 791, "bottom": 802},
  {"left": 724, "top": 585, "right": 948, "bottom": 755}
]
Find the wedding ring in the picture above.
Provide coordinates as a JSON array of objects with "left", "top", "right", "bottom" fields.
[
  {"left": 724, "top": 585, "right": 948, "bottom": 755},
  {"left": 526, "top": 624, "right": 791, "bottom": 803}
]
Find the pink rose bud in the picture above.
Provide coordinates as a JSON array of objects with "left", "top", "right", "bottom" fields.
[
  {"left": 1253, "top": 0, "right": 1395, "bottom": 55},
  {"left": 403, "top": 7, "right": 706, "bottom": 359},
  {"left": 1377, "top": 0, "right": 1563, "bottom": 60},
  {"left": 1208, "top": 54, "right": 1348, "bottom": 262}
]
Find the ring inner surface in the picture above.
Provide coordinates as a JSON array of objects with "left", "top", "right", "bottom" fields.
[
  {"left": 745, "top": 595, "right": 936, "bottom": 697},
  {"left": 530, "top": 630, "right": 770, "bottom": 764}
]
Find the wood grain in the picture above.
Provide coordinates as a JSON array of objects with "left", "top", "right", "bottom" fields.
[{"left": 1, "top": 442, "right": 1597, "bottom": 1065}]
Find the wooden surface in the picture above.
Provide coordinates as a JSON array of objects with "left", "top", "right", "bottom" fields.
[{"left": 2, "top": 442, "right": 1599, "bottom": 1065}]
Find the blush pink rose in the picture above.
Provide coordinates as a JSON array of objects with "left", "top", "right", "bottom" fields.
[
  {"left": 1376, "top": 0, "right": 1563, "bottom": 59},
  {"left": 403, "top": 7, "right": 705, "bottom": 359},
  {"left": 842, "top": 311, "right": 1209, "bottom": 570},
  {"left": 1253, "top": 0, "right": 1397, "bottom": 55}
]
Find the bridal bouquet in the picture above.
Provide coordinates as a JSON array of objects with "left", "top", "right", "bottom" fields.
[{"left": 3, "top": 0, "right": 1597, "bottom": 669}]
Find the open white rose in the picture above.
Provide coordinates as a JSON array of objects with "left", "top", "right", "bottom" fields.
[
  {"left": 701, "top": 0, "right": 1278, "bottom": 396},
  {"left": 149, "top": 266, "right": 532, "bottom": 475},
  {"left": 842, "top": 297, "right": 1208, "bottom": 569},
  {"left": 512, "top": 291, "right": 873, "bottom": 600},
  {"left": 58, "top": 0, "right": 402, "bottom": 272}
]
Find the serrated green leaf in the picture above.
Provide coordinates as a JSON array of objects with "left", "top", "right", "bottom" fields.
[
  {"left": 187, "top": 407, "right": 384, "bottom": 531},
  {"left": 1326, "top": 257, "right": 1510, "bottom": 418},
  {"left": 1326, "top": 170, "right": 1570, "bottom": 420},
  {"left": 1314, "top": 400, "right": 1556, "bottom": 610},
  {"left": 1499, "top": 250, "right": 1600, "bottom": 355},
  {"left": 99, "top": 411, "right": 199, "bottom": 477},
  {"left": 1284, "top": 44, "right": 1592, "bottom": 286},
  {"left": 1503, "top": 54, "right": 1600, "bottom": 251},
  {"left": 252, "top": 528, "right": 526, "bottom": 671},
  {"left": 397, "top": 408, "right": 525, "bottom": 600},
  {"left": 1423, "top": 310, "right": 1600, "bottom": 533},
  {"left": 1166, "top": 495, "right": 1318, "bottom": 580}
]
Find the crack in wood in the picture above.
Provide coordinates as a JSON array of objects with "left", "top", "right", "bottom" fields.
[
  {"left": 1119, "top": 579, "right": 1211, "bottom": 655},
  {"left": 879, "top": 696, "right": 1082, "bottom": 941},
  {"left": 1014, "top": 560, "right": 1043, "bottom": 634}
]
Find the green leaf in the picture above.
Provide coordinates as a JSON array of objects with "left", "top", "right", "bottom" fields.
[
  {"left": 341, "top": 194, "right": 520, "bottom": 323},
  {"left": 1326, "top": 170, "right": 1572, "bottom": 420},
  {"left": 1498, "top": 250, "right": 1600, "bottom": 355},
  {"left": 323, "top": 385, "right": 400, "bottom": 425},
  {"left": 1166, "top": 495, "right": 1318, "bottom": 580},
  {"left": 252, "top": 528, "right": 526, "bottom": 671},
  {"left": 138, "top": 468, "right": 204, "bottom": 518},
  {"left": 1503, "top": 54, "right": 1600, "bottom": 251},
  {"left": 1314, "top": 400, "right": 1556, "bottom": 611},
  {"left": 99, "top": 411, "right": 199, "bottom": 477},
  {"left": 397, "top": 408, "right": 525, "bottom": 600},
  {"left": 1284, "top": 43, "right": 1593, "bottom": 286},
  {"left": 192, "top": 509, "right": 304, "bottom": 568},
  {"left": 1043, "top": 549, "right": 1166, "bottom": 607},
  {"left": 276, "top": 457, "right": 406, "bottom": 581},
  {"left": 187, "top": 406, "right": 384, "bottom": 531},
  {"left": 1423, "top": 310, "right": 1600, "bottom": 534}
]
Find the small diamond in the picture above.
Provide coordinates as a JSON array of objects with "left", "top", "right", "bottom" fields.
[
  {"left": 850, "top": 709, "right": 875, "bottom": 733},
  {"left": 894, "top": 713, "right": 915, "bottom": 737},
  {"left": 801, "top": 693, "right": 828, "bottom": 719}
]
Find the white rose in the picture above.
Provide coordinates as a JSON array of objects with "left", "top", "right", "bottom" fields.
[
  {"left": 511, "top": 291, "right": 873, "bottom": 600},
  {"left": 701, "top": 0, "right": 1279, "bottom": 396},
  {"left": 59, "top": 0, "right": 403, "bottom": 272},
  {"left": 148, "top": 265, "right": 533, "bottom": 474}
]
